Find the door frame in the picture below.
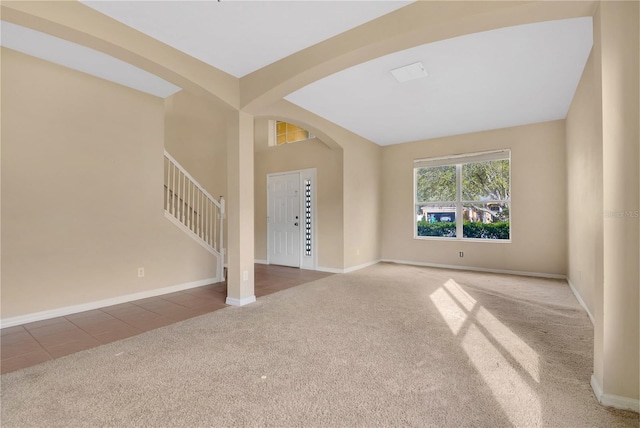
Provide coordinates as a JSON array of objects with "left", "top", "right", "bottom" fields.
[{"left": 267, "top": 168, "right": 317, "bottom": 270}]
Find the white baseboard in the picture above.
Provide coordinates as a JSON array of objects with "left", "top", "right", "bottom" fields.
[
  {"left": 316, "top": 266, "right": 345, "bottom": 274},
  {"left": 343, "top": 260, "right": 381, "bottom": 274},
  {"left": 0, "top": 276, "right": 221, "bottom": 329},
  {"left": 591, "top": 374, "right": 640, "bottom": 412},
  {"left": 591, "top": 374, "right": 603, "bottom": 401},
  {"left": 567, "top": 279, "right": 595, "bottom": 325},
  {"left": 254, "top": 259, "right": 269, "bottom": 265},
  {"left": 164, "top": 211, "right": 221, "bottom": 257},
  {"left": 316, "top": 260, "right": 381, "bottom": 274},
  {"left": 380, "top": 259, "right": 566, "bottom": 279},
  {"left": 225, "top": 295, "right": 256, "bottom": 306}
]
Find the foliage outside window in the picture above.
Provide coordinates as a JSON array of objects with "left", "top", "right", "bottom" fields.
[
  {"left": 414, "top": 150, "right": 510, "bottom": 240},
  {"left": 275, "top": 121, "right": 313, "bottom": 145}
]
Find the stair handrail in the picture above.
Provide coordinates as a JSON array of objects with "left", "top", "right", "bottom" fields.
[
  {"left": 164, "top": 150, "right": 221, "bottom": 210},
  {"left": 164, "top": 150, "right": 225, "bottom": 268}
]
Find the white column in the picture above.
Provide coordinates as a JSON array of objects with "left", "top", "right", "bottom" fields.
[
  {"left": 225, "top": 110, "right": 255, "bottom": 306},
  {"left": 592, "top": 1, "right": 639, "bottom": 410}
]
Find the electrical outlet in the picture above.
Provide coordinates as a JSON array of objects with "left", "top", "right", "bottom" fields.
[
  {"left": 242, "top": 270, "right": 248, "bottom": 281},
  {"left": 459, "top": 252, "right": 464, "bottom": 258},
  {"left": 356, "top": 249, "right": 360, "bottom": 255},
  {"left": 138, "top": 267, "right": 145, "bottom": 278}
]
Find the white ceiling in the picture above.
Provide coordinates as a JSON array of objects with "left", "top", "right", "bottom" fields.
[
  {"left": 2, "top": 2, "right": 594, "bottom": 146},
  {"left": 0, "top": 21, "right": 181, "bottom": 98},
  {"left": 81, "top": 0, "right": 412, "bottom": 78},
  {"left": 286, "top": 17, "right": 594, "bottom": 145}
]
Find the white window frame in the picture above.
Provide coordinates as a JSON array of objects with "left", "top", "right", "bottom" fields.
[
  {"left": 268, "top": 120, "right": 315, "bottom": 147},
  {"left": 413, "top": 149, "right": 511, "bottom": 242}
]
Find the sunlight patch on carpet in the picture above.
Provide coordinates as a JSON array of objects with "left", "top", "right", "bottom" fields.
[
  {"left": 429, "top": 287, "right": 467, "bottom": 334},
  {"left": 430, "top": 279, "right": 542, "bottom": 425},
  {"left": 462, "top": 324, "right": 541, "bottom": 426}
]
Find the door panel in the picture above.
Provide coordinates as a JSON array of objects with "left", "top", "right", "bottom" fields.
[{"left": 268, "top": 173, "right": 300, "bottom": 267}]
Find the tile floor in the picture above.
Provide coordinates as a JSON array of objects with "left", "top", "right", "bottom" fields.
[{"left": 1, "top": 264, "right": 333, "bottom": 374}]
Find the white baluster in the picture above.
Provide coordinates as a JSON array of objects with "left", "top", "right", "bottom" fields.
[
  {"left": 178, "top": 167, "right": 182, "bottom": 220},
  {"left": 196, "top": 190, "right": 199, "bottom": 235},
  {"left": 202, "top": 197, "right": 209, "bottom": 242},
  {"left": 190, "top": 183, "right": 194, "bottom": 232},
  {"left": 196, "top": 189, "right": 202, "bottom": 237},
  {"left": 164, "top": 152, "right": 227, "bottom": 254},
  {"left": 198, "top": 192, "right": 204, "bottom": 239},
  {"left": 192, "top": 188, "right": 195, "bottom": 231},
  {"left": 165, "top": 157, "right": 171, "bottom": 212},
  {"left": 178, "top": 171, "right": 181, "bottom": 222},
  {"left": 213, "top": 205, "right": 218, "bottom": 250},
  {"left": 171, "top": 163, "right": 176, "bottom": 216},
  {"left": 209, "top": 199, "right": 213, "bottom": 245},
  {"left": 180, "top": 173, "right": 187, "bottom": 224},
  {"left": 215, "top": 203, "right": 218, "bottom": 248},
  {"left": 209, "top": 200, "right": 213, "bottom": 246},
  {"left": 211, "top": 200, "right": 214, "bottom": 247},
  {"left": 219, "top": 196, "right": 225, "bottom": 257},
  {"left": 187, "top": 178, "right": 191, "bottom": 229}
]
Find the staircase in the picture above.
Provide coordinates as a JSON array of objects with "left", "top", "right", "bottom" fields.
[{"left": 163, "top": 150, "right": 225, "bottom": 279}]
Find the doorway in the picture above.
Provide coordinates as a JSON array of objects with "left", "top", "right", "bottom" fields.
[{"left": 267, "top": 169, "right": 316, "bottom": 269}]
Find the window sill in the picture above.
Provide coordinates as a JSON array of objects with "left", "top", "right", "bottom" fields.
[{"left": 413, "top": 236, "right": 512, "bottom": 244}]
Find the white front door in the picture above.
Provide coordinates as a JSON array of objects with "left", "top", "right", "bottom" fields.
[{"left": 268, "top": 173, "right": 300, "bottom": 267}]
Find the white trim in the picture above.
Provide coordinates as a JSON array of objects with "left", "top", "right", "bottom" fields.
[
  {"left": 591, "top": 374, "right": 603, "bottom": 401},
  {"left": 414, "top": 149, "right": 512, "bottom": 242},
  {"left": 267, "top": 120, "right": 276, "bottom": 147},
  {"left": 0, "top": 277, "right": 220, "bottom": 329},
  {"left": 567, "top": 279, "right": 595, "bottom": 325},
  {"left": 165, "top": 210, "right": 224, "bottom": 278},
  {"left": 591, "top": 374, "right": 640, "bottom": 412},
  {"left": 266, "top": 168, "right": 317, "bottom": 270},
  {"left": 164, "top": 150, "right": 220, "bottom": 208},
  {"left": 255, "top": 259, "right": 269, "bottom": 265},
  {"left": 225, "top": 295, "right": 257, "bottom": 306},
  {"left": 343, "top": 260, "right": 381, "bottom": 273},
  {"left": 380, "top": 259, "right": 566, "bottom": 279},
  {"left": 164, "top": 211, "right": 220, "bottom": 257},
  {"left": 316, "top": 261, "right": 381, "bottom": 274},
  {"left": 414, "top": 149, "right": 510, "bottom": 168},
  {"left": 316, "top": 266, "right": 345, "bottom": 274},
  {"left": 413, "top": 236, "right": 512, "bottom": 244}
]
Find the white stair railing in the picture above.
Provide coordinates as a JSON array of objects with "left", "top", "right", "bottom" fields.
[{"left": 163, "top": 150, "right": 225, "bottom": 276}]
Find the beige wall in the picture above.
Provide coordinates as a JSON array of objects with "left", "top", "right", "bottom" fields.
[
  {"left": 254, "top": 119, "right": 344, "bottom": 270},
  {"left": 342, "top": 135, "right": 382, "bottom": 269},
  {"left": 381, "top": 120, "right": 567, "bottom": 276},
  {"left": 598, "top": 0, "right": 639, "bottom": 402},
  {"left": 164, "top": 90, "right": 229, "bottom": 255},
  {"left": 567, "top": 1, "right": 639, "bottom": 403},
  {"left": 1, "top": 48, "right": 218, "bottom": 319},
  {"left": 164, "top": 90, "right": 227, "bottom": 200},
  {"left": 566, "top": 50, "right": 602, "bottom": 317}
]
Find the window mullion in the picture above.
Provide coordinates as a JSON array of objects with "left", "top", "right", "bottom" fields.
[
  {"left": 456, "top": 164, "right": 463, "bottom": 239},
  {"left": 414, "top": 152, "right": 510, "bottom": 241}
]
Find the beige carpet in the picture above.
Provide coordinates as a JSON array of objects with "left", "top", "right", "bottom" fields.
[{"left": 1, "top": 263, "right": 638, "bottom": 427}]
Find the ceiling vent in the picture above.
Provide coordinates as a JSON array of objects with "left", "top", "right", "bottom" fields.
[{"left": 390, "top": 62, "right": 428, "bottom": 83}]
